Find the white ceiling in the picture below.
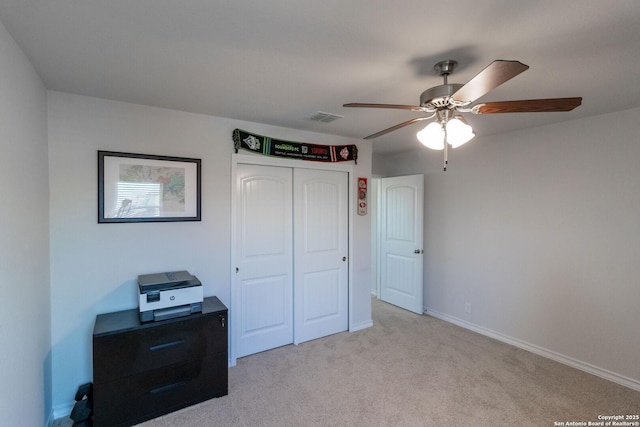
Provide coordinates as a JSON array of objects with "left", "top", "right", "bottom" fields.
[{"left": 1, "top": 0, "right": 639, "bottom": 154}]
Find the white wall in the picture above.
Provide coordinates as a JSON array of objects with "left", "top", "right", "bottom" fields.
[
  {"left": 382, "top": 108, "right": 640, "bottom": 390},
  {"left": 0, "top": 18, "right": 50, "bottom": 427},
  {"left": 47, "top": 91, "right": 372, "bottom": 414}
]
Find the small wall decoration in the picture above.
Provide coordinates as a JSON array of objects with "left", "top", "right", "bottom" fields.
[
  {"left": 98, "top": 151, "right": 201, "bottom": 223},
  {"left": 233, "top": 128, "right": 357, "bottom": 164},
  {"left": 357, "top": 177, "right": 368, "bottom": 216}
]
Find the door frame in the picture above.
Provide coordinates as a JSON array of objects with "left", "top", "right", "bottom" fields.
[
  {"left": 371, "top": 176, "right": 382, "bottom": 298},
  {"left": 230, "top": 153, "right": 355, "bottom": 365}
]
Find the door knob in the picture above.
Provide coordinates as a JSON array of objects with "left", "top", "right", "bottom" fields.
[
  {"left": 414, "top": 249, "right": 423, "bottom": 254},
  {"left": 342, "top": 256, "right": 347, "bottom": 262}
]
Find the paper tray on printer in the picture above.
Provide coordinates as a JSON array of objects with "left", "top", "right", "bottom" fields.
[
  {"left": 139, "top": 270, "right": 193, "bottom": 287},
  {"left": 138, "top": 276, "right": 201, "bottom": 293}
]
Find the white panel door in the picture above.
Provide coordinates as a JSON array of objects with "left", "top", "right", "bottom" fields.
[
  {"left": 380, "top": 174, "right": 424, "bottom": 314},
  {"left": 293, "top": 169, "right": 349, "bottom": 344},
  {"left": 234, "top": 164, "right": 293, "bottom": 358}
]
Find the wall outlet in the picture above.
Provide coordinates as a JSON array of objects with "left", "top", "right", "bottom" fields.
[{"left": 464, "top": 302, "right": 472, "bottom": 314}]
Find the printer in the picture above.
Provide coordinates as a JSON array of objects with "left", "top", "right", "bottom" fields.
[{"left": 138, "top": 270, "right": 203, "bottom": 323}]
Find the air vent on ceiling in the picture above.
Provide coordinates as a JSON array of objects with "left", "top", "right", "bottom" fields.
[{"left": 309, "top": 111, "right": 343, "bottom": 123}]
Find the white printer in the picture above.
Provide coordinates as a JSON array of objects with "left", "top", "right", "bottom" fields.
[{"left": 138, "top": 270, "right": 203, "bottom": 323}]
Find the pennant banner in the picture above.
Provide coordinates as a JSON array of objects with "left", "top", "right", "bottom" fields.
[{"left": 233, "top": 129, "right": 357, "bottom": 164}]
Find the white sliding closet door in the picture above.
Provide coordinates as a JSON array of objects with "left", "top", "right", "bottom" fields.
[
  {"left": 234, "top": 164, "right": 293, "bottom": 358},
  {"left": 294, "top": 169, "right": 349, "bottom": 344},
  {"left": 234, "top": 164, "right": 349, "bottom": 358}
]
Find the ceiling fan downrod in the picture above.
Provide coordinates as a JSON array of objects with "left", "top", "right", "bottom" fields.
[
  {"left": 433, "top": 59, "right": 458, "bottom": 86},
  {"left": 419, "top": 60, "right": 464, "bottom": 111}
]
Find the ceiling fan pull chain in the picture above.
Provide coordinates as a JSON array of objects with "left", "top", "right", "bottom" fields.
[{"left": 443, "top": 123, "right": 449, "bottom": 172}]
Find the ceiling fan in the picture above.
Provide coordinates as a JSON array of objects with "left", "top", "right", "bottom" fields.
[{"left": 344, "top": 59, "right": 582, "bottom": 170}]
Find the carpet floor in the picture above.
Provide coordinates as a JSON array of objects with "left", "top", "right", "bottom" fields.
[{"left": 55, "top": 298, "right": 640, "bottom": 426}]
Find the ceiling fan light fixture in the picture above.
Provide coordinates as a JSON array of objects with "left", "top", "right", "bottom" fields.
[
  {"left": 445, "top": 116, "right": 475, "bottom": 148},
  {"left": 416, "top": 121, "right": 445, "bottom": 150}
]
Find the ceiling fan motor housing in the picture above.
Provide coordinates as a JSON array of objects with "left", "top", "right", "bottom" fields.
[{"left": 419, "top": 84, "right": 463, "bottom": 110}]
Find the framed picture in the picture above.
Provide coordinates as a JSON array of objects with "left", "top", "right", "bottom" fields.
[{"left": 98, "top": 151, "right": 201, "bottom": 223}]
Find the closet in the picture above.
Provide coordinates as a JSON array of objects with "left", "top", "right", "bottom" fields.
[{"left": 233, "top": 163, "right": 349, "bottom": 358}]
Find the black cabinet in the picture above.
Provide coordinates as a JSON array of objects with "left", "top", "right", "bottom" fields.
[{"left": 92, "top": 296, "right": 228, "bottom": 426}]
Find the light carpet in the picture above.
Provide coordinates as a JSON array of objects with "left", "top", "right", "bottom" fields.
[{"left": 55, "top": 298, "right": 640, "bottom": 426}]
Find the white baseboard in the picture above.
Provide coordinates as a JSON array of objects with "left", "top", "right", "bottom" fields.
[
  {"left": 425, "top": 307, "right": 640, "bottom": 392},
  {"left": 350, "top": 319, "right": 373, "bottom": 333},
  {"left": 51, "top": 401, "right": 74, "bottom": 424}
]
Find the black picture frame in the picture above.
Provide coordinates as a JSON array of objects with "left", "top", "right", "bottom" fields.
[{"left": 98, "top": 150, "right": 201, "bottom": 223}]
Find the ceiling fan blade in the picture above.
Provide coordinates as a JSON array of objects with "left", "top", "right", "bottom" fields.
[
  {"left": 364, "top": 117, "right": 430, "bottom": 139},
  {"left": 452, "top": 60, "right": 529, "bottom": 103},
  {"left": 472, "top": 97, "right": 582, "bottom": 114},
  {"left": 343, "top": 102, "right": 423, "bottom": 111}
]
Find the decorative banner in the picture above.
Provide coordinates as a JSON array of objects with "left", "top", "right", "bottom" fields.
[
  {"left": 357, "top": 177, "right": 368, "bottom": 216},
  {"left": 233, "top": 129, "right": 357, "bottom": 164}
]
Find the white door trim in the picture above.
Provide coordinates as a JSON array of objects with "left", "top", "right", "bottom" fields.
[{"left": 230, "top": 153, "right": 354, "bottom": 365}]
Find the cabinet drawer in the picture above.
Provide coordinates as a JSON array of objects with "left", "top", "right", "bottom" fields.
[
  {"left": 94, "top": 314, "right": 226, "bottom": 383},
  {"left": 93, "top": 352, "right": 228, "bottom": 427}
]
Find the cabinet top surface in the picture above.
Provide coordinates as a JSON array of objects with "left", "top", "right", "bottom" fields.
[{"left": 93, "top": 296, "right": 227, "bottom": 337}]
